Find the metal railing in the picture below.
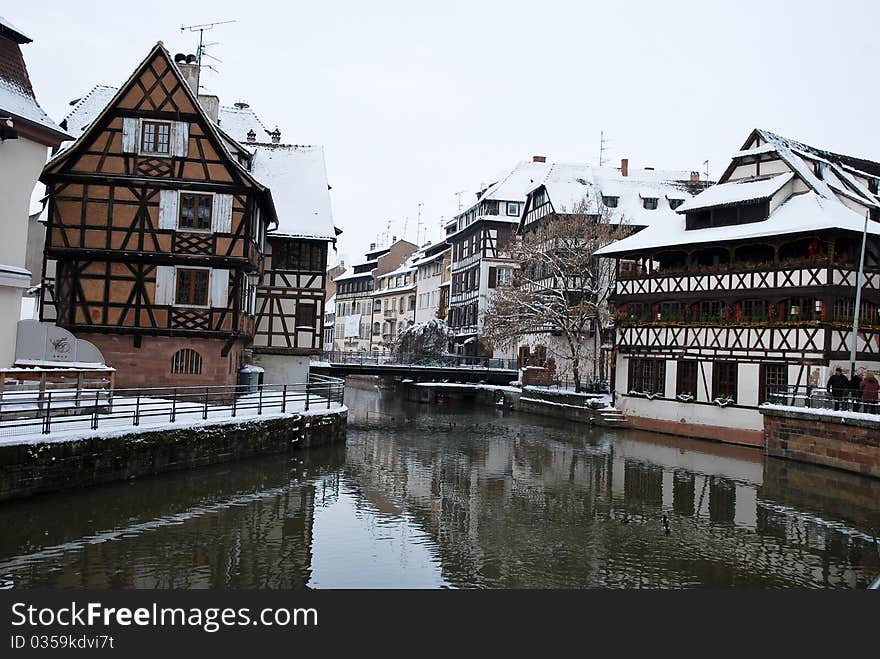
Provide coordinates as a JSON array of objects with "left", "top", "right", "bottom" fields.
[
  {"left": 320, "top": 350, "right": 519, "bottom": 371},
  {"left": 765, "top": 385, "right": 879, "bottom": 415},
  {"left": 545, "top": 375, "right": 611, "bottom": 394},
  {"left": 0, "top": 374, "right": 345, "bottom": 438}
]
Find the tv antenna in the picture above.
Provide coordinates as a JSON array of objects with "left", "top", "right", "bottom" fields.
[
  {"left": 454, "top": 190, "right": 468, "bottom": 211},
  {"left": 180, "top": 21, "right": 235, "bottom": 69},
  {"left": 598, "top": 130, "right": 611, "bottom": 167},
  {"left": 416, "top": 202, "right": 424, "bottom": 245}
]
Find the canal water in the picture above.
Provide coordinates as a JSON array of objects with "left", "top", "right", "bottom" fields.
[{"left": 1, "top": 382, "right": 878, "bottom": 589}]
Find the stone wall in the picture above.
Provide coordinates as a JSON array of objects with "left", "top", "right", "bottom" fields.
[
  {"left": 80, "top": 333, "right": 246, "bottom": 390},
  {"left": 762, "top": 407, "right": 880, "bottom": 478},
  {"left": 0, "top": 410, "right": 347, "bottom": 502}
]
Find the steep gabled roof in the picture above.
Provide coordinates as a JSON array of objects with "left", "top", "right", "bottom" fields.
[
  {"left": 0, "top": 20, "right": 69, "bottom": 143},
  {"left": 43, "top": 42, "right": 268, "bottom": 201}
]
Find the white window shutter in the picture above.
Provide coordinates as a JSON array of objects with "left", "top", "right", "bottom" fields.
[
  {"left": 122, "top": 118, "right": 139, "bottom": 152},
  {"left": 210, "top": 269, "right": 229, "bottom": 308},
  {"left": 155, "top": 265, "right": 175, "bottom": 305},
  {"left": 212, "top": 194, "right": 233, "bottom": 233},
  {"left": 171, "top": 121, "right": 189, "bottom": 157},
  {"left": 158, "top": 190, "right": 178, "bottom": 230}
]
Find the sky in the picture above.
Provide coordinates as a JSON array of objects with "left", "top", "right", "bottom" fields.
[{"left": 9, "top": 0, "right": 880, "bottom": 267}]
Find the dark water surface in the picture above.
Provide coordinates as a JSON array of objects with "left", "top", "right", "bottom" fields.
[{"left": 1, "top": 382, "right": 879, "bottom": 588}]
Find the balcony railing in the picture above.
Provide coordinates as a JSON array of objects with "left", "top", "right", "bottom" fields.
[{"left": 765, "top": 384, "right": 879, "bottom": 416}]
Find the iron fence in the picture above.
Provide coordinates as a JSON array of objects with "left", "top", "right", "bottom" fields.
[
  {"left": 321, "top": 350, "right": 519, "bottom": 371},
  {"left": 766, "top": 385, "right": 879, "bottom": 415},
  {"left": 0, "top": 374, "right": 345, "bottom": 438}
]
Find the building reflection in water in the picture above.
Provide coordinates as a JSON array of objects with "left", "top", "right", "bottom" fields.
[{"left": 0, "top": 381, "right": 877, "bottom": 589}]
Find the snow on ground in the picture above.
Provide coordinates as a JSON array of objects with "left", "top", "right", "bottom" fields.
[
  {"left": 0, "top": 392, "right": 346, "bottom": 446},
  {"left": 760, "top": 402, "right": 879, "bottom": 422}
]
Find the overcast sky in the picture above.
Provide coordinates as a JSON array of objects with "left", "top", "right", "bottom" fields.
[{"left": 11, "top": 0, "right": 880, "bottom": 266}]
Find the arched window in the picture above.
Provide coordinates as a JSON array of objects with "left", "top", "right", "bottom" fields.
[{"left": 171, "top": 348, "right": 203, "bottom": 375}]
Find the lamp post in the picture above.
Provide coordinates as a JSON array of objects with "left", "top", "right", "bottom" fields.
[{"left": 850, "top": 211, "right": 870, "bottom": 377}]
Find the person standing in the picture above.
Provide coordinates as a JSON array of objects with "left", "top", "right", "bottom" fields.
[
  {"left": 849, "top": 368, "right": 865, "bottom": 412},
  {"left": 826, "top": 367, "right": 849, "bottom": 411},
  {"left": 860, "top": 371, "right": 879, "bottom": 414}
]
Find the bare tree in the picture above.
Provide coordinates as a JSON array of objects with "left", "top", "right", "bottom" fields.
[{"left": 483, "top": 193, "right": 629, "bottom": 392}]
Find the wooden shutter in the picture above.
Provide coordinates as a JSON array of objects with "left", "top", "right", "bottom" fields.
[
  {"left": 488, "top": 267, "right": 497, "bottom": 288},
  {"left": 210, "top": 269, "right": 229, "bottom": 308},
  {"left": 122, "top": 118, "right": 139, "bottom": 152},
  {"left": 212, "top": 194, "right": 233, "bottom": 233},
  {"left": 171, "top": 121, "right": 189, "bottom": 157},
  {"left": 155, "top": 266, "right": 175, "bottom": 305},
  {"left": 158, "top": 190, "right": 179, "bottom": 230}
]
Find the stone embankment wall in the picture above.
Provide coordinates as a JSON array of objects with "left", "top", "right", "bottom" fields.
[
  {"left": 762, "top": 407, "right": 880, "bottom": 478},
  {"left": 0, "top": 410, "right": 347, "bottom": 502}
]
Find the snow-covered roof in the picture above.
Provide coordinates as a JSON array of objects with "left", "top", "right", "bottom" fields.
[
  {"left": 530, "top": 161, "right": 696, "bottom": 228},
  {"left": 251, "top": 144, "right": 335, "bottom": 241},
  {"left": 58, "top": 85, "right": 117, "bottom": 145},
  {"left": 676, "top": 173, "right": 793, "bottom": 213},
  {"left": 334, "top": 269, "right": 373, "bottom": 283},
  {"left": 324, "top": 295, "right": 335, "bottom": 315},
  {"left": 595, "top": 191, "right": 880, "bottom": 256},
  {"left": 0, "top": 33, "right": 69, "bottom": 141},
  {"left": 0, "top": 15, "right": 31, "bottom": 43},
  {"left": 216, "top": 104, "right": 271, "bottom": 144}
]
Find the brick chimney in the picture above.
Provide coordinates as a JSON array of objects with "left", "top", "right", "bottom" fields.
[
  {"left": 690, "top": 171, "right": 700, "bottom": 183},
  {"left": 532, "top": 155, "right": 546, "bottom": 163},
  {"left": 621, "top": 158, "right": 629, "bottom": 177}
]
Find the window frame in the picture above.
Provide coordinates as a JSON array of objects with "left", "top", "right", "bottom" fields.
[
  {"left": 178, "top": 192, "right": 214, "bottom": 232},
  {"left": 170, "top": 348, "right": 203, "bottom": 375},
  {"left": 174, "top": 266, "right": 211, "bottom": 309},
  {"left": 712, "top": 361, "right": 738, "bottom": 402},
  {"left": 676, "top": 360, "right": 698, "bottom": 397},
  {"left": 506, "top": 201, "right": 520, "bottom": 216},
  {"left": 140, "top": 120, "right": 172, "bottom": 156}
]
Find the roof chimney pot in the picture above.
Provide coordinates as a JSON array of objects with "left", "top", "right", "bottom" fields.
[{"left": 532, "top": 155, "right": 546, "bottom": 163}]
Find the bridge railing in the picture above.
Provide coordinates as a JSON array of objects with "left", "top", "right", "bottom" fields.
[
  {"left": 0, "top": 374, "right": 346, "bottom": 438},
  {"left": 320, "top": 350, "right": 518, "bottom": 371}
]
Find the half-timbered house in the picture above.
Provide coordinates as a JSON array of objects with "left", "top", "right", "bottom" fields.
[
  {"left": 516, "top": 160, "right": 702, "bottom": 382},
  {"left": 39, "top": 43, "right": 278, "bottom": 389},
  {"left": 446, "top": 157, "right": 551, "bottom": 357},
  {"left": 249, "top": 143, "right": 337, "bottom": 383},
  {"left": 596, "top": 129, "right": 880, "bottom": 445}
]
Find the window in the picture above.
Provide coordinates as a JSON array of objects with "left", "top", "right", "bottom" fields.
[
  {"left": 712, "top": 362, "right": 738, "bottom": 401},
  {"left": 759, "top": 363, "right": 787, "bottom": 403},
  {"left": 488, "top": 267, "right": 497, "bottom": 288},
  {"left": 171, "top": 349, "right": 202, "bottom": 375},
  {"left": 274, "top": 241, "right": 326, "bottom": 271},
  {"left": 628, "top": 358, "right": 666, "bottom": 395},
  {"left": 175, "top": 268, "right": 209, "bottom": 306},
  {"left": 373, "top": 322, "right": 381, "bottom": 335},
  {"left": 506, "top": 202, "right": 519, "bottom": 216},
  {"left": 409, "top": 296, "right": 416, "bottom": 311},
  {"left": 296, "top": 302, "right": 316, "bottom": 329},
  {"left": 676, "top": 360, "right": 698, "bottom": 397},
  {"left": 602, "top": 196, "right": 619, "bottom": 208},
  {"left": 179, "top": 193, "right": 213, "bottom": 231},
  {"left": 141, "top": 121, "right": 171, "bottom": 154},
  {"left": 668, "top": 198, "right": 684, "bottom": 210},
  {"left": 643, "top": 197, "right": 659, "bottom": 210}
]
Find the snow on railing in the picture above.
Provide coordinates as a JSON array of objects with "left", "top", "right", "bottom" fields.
[
  {"left": 0, "top": 374, "right": 345, "bottom": 439},
  {"left": 764, "top": 385, "right": 879, "bottom": 416}
]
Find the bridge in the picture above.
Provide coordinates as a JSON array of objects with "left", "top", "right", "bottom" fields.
[{"left": 310, "top": 351, "right": 519, "bottom": 385}]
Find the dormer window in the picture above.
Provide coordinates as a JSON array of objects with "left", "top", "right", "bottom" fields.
[
  {"left": 141, "top": 121, "right": 171, "bottom": 154},
  {"left": 643, "top": 197, "right": 659, "bottom": 210},
  {"left": 669, "top": 198, "right": 684, "bottom": 210},
  {"left": 246, "top": 129, "right": 256, "bottom": 143},
  {"left": 603, "top": 196, "right": 619, "bottom": 208},
  {"left": 506, "top": 202, "right": 519, "bottom": 216}
]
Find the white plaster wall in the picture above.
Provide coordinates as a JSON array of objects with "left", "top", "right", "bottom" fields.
[
  {"left": 0, "top": 137, "right": 44, "bottom": 269},
  {"left": 618, "top": 396, "right": 764, "bottom": 433},
  {"left": 0, "top": 288, "right": 22, "bottom": 366},
  {"left": 253, "top": 354, "right": 310, "bottom": 384},
  {"left": 0, "top": 136, "right": 47, "bottom": 368},
  {"left": 738, "top": 363, "right": 760, "bottom": 407}
]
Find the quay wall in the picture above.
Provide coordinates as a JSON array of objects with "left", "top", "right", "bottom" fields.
[
  {"left": 0, "top": 410, "right": 347, "bottom": 503},
  {"left": 762, "top": 407, "right": 880, "bottom": 479}
]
